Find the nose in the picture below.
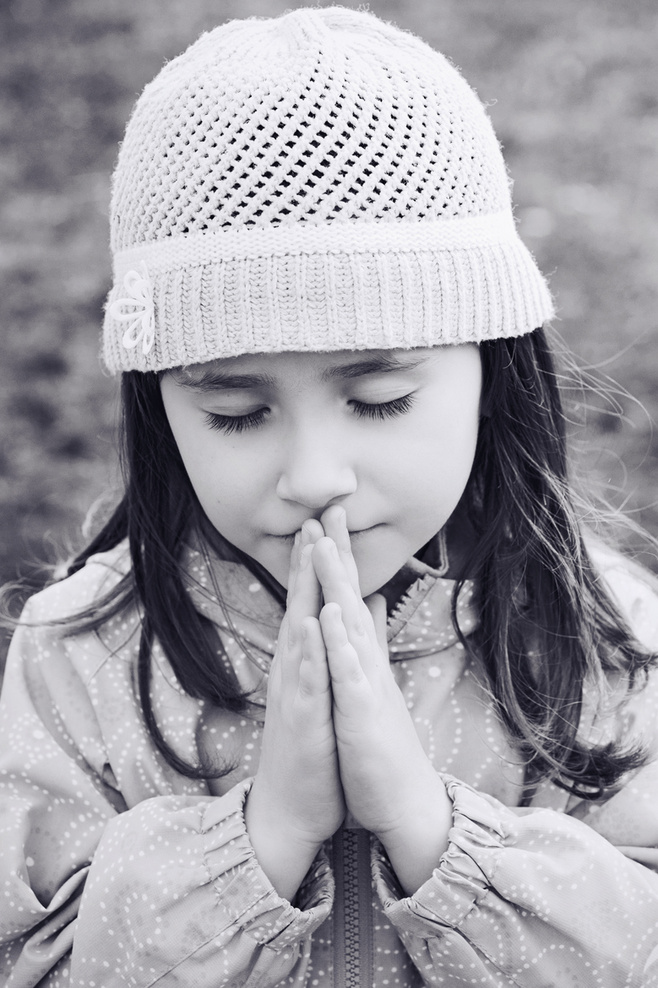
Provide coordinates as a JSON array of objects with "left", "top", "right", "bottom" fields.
[{"left": 275, "top": 428, "right": 358, "bottom": 511}]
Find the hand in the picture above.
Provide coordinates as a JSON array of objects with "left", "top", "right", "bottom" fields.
[
  {"left": 313, "top": 506, "right": 452, "bottom": 894},
  {"left": 245, "top": 520, "right": 345, "bottom": 900}
]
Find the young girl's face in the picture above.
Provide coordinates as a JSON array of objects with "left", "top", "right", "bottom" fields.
[{"left": 161, "top": 346, "right": 482, "bottom": 596}]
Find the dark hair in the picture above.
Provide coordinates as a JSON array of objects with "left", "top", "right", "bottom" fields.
[
  {"left": 459, "top": 331, "right": 654, "bottom": 798},
  {"left": 58, "top": 328, "right": 655, "bottom": 793},
  {"left": 64, "top": 370, "right": 283, "bottom": 779}
]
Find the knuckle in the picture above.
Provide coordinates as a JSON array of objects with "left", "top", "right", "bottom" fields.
[{"left": 297, "top": 677, "right": 323, "bottom": 700}]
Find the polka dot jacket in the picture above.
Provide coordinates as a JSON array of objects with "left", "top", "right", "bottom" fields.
[{"left": 1, "top": 540, "right": 658, "bottom": 987}]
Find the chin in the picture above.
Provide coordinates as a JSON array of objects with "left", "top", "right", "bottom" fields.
[
  {"left": 350, "top": 549, "right": 405, "bottom": 598},
  {"left": 357, "top": 570, "right": 401, "bottom": 598}
]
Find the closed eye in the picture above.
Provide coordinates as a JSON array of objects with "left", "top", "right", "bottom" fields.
[
  {"left": 350, "top": 393, "right": 416, "bottom": 420},
  {"left": 204, "top": 408, "right": 269, "bottom": 435},
  {"left": 204, "top": 392, "right": 416, "bottom": 435}
]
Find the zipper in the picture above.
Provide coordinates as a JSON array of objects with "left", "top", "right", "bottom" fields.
[{"left": 332, "top": 826, "right": 373, "bottom": 987}]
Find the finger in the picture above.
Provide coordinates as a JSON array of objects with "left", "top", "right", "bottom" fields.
[
  {"left": 285, "top": 518, "right": 323, "bottom": 602},
  {"left": 321, "top": 505, "right": 360, "bottom": 593},
  {"left": 314, "top": 539, "right": 387, "bottom": 681},
  {"left": 286, "top": 530, "right": 303, "bottom": 603},
  {"left": 295, "top": 519, "right": 325, "bottom": 615},
  {"left": 302, "top": 517, "right": 325, "bottom": 543},
  {"left": 286, "top": 520, "right": 325, "bottom": 657},
  {"left": 297, "top": 616, "right": 331, "bottom": 700},
  {"left": 312, "top": 537, "right": 370, "bottom": 640},
  {"left": 319, "top": 603, "right": 366, "bottom": 688},
  {"left": 286, "top": 542, "right": 322, "bottom": 650}
]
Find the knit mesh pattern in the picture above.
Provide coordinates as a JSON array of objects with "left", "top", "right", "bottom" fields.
[{"left": 104, "top": 7, "right": 554, "bottom": 373}]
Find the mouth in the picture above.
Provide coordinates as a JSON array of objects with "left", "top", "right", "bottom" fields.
[
  {"left": 347, "top": 526, "right": 378, "bottom": 542},
  {"left": 268, "top": 532, "right": 297, "bottom": 544},
  {"left": 269, "top": 525, "right": 379, "bottom": 543}
]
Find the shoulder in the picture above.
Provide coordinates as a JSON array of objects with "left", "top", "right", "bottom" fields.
[
  {"left": 581, "top": 540, "right": 658, "bottom": 757},
  {"left": 588, "top": 539, "right": 658, "bottom": 652},
  {"left": 23, "top": 541, "right": 132, "bottom": 625},
  {"left": 6, "top": 541, "right": 138, "bottom": 696}
]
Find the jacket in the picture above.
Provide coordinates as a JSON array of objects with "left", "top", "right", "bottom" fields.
[{"left": 1, "top": 539, "right": 658, "bottom": 987}]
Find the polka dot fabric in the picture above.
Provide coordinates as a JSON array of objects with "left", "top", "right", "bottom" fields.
[{"left": 1, "top": 541, "right": 658, "bottom": 986}]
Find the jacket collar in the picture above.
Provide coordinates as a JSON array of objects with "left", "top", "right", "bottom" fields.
[{"left": 182, "top": 541, "right": 478, "bottom": 665}]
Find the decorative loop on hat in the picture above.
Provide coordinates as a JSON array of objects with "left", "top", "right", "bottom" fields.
[{"left": 109, "top": 261, "right": 155, "bottom": 355}]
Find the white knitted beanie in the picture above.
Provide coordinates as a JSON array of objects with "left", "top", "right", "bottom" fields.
[{"left": 103, "top": 6, "right": 554, "bottom": 373}]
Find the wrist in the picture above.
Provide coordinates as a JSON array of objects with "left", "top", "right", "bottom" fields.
[
  {"left": 245, "top": 781, "right": 328, "bottom": 901},
  {"left": 376, "top": 775, "right": 452, "bottom": 896}
]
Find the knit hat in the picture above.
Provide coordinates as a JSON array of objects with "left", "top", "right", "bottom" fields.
[{"left": 103, "top": 7, "right": 554, "bottom": 374}]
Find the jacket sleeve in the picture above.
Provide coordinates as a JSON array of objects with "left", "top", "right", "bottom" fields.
[
  {"left": 0, "top": 606, "right": 333, "bottom": 988},
  {"left": 373, "top": 760, "right": 658, "bottom": 986},
  {"left": 372, "top": 548, "right": 658, "bottom": 987}
]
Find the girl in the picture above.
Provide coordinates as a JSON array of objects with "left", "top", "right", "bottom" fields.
[{"left": 1, "top": 7, "right": 658, "bottom": 986}]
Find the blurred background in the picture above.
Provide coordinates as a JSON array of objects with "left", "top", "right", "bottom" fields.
[{"left": 1, "top": 0, "right": 657, "bottom": 657}]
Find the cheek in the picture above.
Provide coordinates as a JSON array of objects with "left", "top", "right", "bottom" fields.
[
  {"left": 167, "top": 424, "right": 253, "bottom": 534},
  {"left": 160, "top": 381, "right": 270, "bottom": 549},
  {"left": 185, "top": 451, "right": 257, "bottom": 532},
  {"left": 396, "top": 405, "right": 479, "bottom": 510}
]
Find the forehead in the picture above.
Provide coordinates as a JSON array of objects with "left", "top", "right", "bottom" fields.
[{"left": 171, "top": 348, "right": 436, "bottom": 391}]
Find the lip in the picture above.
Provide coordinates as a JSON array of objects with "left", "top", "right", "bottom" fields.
[
  {"left": 347, "top": 525, "right": 378, "bottom": 541},
  {"left": 268, "top": 524, "right": 380, "bottom": 542}
]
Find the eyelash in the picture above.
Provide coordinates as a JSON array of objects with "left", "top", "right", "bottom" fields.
[
  {"left": 351, "top": 392, "right": 415, "bottom": 420},
  {"left": 204, "top": 393, "right": 416, "bottom": 435}
]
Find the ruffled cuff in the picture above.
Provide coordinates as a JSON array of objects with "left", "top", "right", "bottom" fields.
[
  {"left": 202, "top": 778, "right": 334, "bottom": 947},
  {"left": 73, "top": 783, "right": 334, "bottom": 986},
  {"left": 373, "top": 775, "right": 507, "bottom": 937}
]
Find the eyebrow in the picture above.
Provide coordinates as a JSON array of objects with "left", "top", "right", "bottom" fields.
[
  {"left": 175, "top": 353, "right": 427, "bottom": 393},
  {"left": 176, "top": 369, "right": 277, "bottom": 393},
  {"left": 321, "top": 354, "right": 427, "bottom": 381}
]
